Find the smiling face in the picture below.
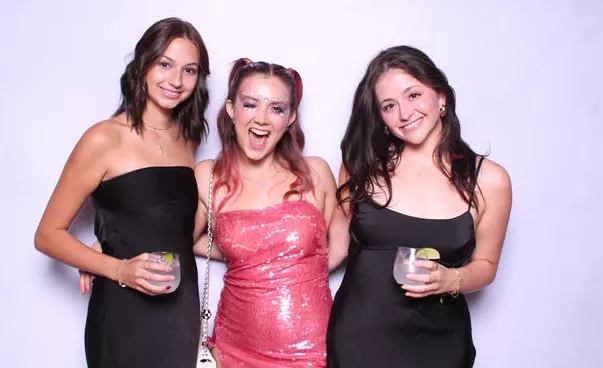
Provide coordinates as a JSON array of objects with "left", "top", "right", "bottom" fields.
[
  {"left": 145, "top": 37, "right": 200, "bottom": 112},
  {"left": 226, "top": 73, "right": 296, "bottom": 162},
  {"left": 375, "top": 68, "right": 446, "bottom": 148}
]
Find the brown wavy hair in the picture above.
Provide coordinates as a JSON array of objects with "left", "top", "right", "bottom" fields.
[
  {"left": 113, "top": 17, "right": 210, "bottom": 144},
  {"left": 338, "top": 45, "right": 483, "bottom": 210}
]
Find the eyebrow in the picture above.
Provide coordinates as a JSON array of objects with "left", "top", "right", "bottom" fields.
[
  {"left": 239, "top": 92, "right": 289, "bottom": 104},
  {"left": 159, "top": 55, "right": 199, "bottom": 67}
]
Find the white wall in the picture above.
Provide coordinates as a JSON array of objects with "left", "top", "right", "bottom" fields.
[{"left": 1, "top": 0, "right": 601, "bottom": 367}]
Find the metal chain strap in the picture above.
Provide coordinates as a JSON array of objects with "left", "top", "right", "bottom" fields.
[{"left": 200, "top": 168, "right": 214, "bottom": 347}]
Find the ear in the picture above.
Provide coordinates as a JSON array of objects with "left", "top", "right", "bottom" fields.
[
  {"left": 438, "top": 93, "right": 446, "bottom": 110},
  {"left": 226, "top": 99, "right": 234, "bottom": 120},
  {"left": 287, "top": 109, "right": 297, "bottom": 127}
]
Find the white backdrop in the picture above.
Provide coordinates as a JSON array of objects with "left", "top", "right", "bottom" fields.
[{"left": 1, "top": 0, "right": 602, "bottom": 367}]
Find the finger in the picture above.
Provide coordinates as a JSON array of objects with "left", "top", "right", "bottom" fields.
[
  {"left": 402, "top": 281, "right": 440, "bottom": 293},
  {"left": 137, "top": 279, "right": 172, "bottom": 295},
  {"left": 122, "top": 278, "right": 158, "bottom": 296},
  {"left": 413, "top": 259, "right": 437, "bottom": 270},
  {"left": 401, "top": 283, "right": 429, "bottom": 292},
  {"left": 404, "top": 273, "right": 431, "bottom": 284},
  {"left": 133, "top": 253, "right": 150, "bottom": 261},
  {"left": 80, "top": 274, "right": 87, "bottom": 295},
  {"left": 139, "top": 269, "right": 176, "bottom": 282},
  {"left": 143, "top": 262, "right": 173, "bottom": 274},
  {"left": 84, "top": 274, "right": 90, "bottom": 294},
  {"left": 405, "top": 291, "right": 431, "bottom": 298},
  {"left": 86, "top": 274, "right": 95, "bottom": 293}
]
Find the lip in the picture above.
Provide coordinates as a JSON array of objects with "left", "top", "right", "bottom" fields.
[
  {"left": 160, "top": 87, "right": 182, "bottom": 100},
  {"left": 400, "top": 117, "right": 422, "bottom": 131},
  {"left": 248, "top": 129, "right": 270, "bottom": 151},
  {"left": 249, "top": 127, "right": 270, "bottom": 136}
]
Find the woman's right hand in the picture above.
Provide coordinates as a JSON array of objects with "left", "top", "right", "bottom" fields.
[
  {"left": 80, "top": 251, "right": 176, "bottom": 296},
  {"left": 117, "top": 253, "right": 176, "bottom": 296},
  {"left": 79, "top": 241, "right": 102, "bottom": 295}
]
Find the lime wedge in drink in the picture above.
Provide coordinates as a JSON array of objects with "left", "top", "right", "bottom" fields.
[
  {"left": 416, "top": 247, "right": 440, "bottom": 260},
  {"left": 162, "top": 252, "right": 175, "bottom": 263}
]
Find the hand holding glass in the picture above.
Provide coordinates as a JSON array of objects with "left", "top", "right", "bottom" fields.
[
  {"left": 393, "top": 247, "right": 429, "bottom": 285},
  {"left": 147, "top": 252, "right": 181, "bottom": 293}
]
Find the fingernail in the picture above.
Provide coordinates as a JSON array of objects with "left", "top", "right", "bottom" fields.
[{"left": 165, "top": 286, "right": 171, "bottom": 290}]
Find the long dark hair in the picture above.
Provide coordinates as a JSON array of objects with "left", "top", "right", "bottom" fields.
[
  {"left": 213, "top": 58, "right": 310, "bottom": 211},
  {"left": 113, "top": 17, "right": 210, "bottom": 144},
  {"left": 338, "top": 45, "right": 482, "bottom": 210}
]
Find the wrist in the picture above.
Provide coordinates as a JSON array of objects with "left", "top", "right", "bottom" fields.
[
  {"left": 115, "top": 259, "right": 127, "bottom": 288},
  {"left": 448, "top": 267, "right": 463, "bottom": 297}
]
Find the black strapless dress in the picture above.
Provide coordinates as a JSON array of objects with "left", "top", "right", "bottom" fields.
[
  {"left": 327, "top": 199, "right": 478, "bottom": 368},
  {"left": 85, "top": 166, "right": 200, "bottom": 368}
]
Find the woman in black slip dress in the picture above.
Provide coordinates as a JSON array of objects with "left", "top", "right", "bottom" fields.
[
  {"left": 34, "top": 18, "right": 210, "bottom": 368},
  {"left": 326, "top": 45, "right": 513, "bottom": 368}
]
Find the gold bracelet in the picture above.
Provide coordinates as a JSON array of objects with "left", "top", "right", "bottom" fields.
[
  {"left": 450, "top": 268, "right": 462, "bottom": 298},
  {"left": 116, "top": 259, "right": 127, "bottom": 288}
]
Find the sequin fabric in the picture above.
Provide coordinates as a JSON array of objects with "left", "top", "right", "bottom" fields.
[{"left": 210, "top": 200, "right": 332, "bottom": 367}]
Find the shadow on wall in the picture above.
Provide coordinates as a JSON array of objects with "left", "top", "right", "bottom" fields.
[{"left": 466, "top": 289, "right": 486, "bottom": 306}]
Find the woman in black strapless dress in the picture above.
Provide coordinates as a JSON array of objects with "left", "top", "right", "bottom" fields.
[
  {"left": 34, "top": 18, "right": 210, "bottom": 367},
  {"left": 327, "top": 46, "right": 513, "bottom": 367}
]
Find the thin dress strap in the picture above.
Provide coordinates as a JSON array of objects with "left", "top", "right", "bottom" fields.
[{"left": 469, "top": 155, "right": 486, "bottom": 210}]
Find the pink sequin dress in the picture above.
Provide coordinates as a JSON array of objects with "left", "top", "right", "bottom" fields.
[{"left": 210, "top": 200, "right": 332, "bottom": 367}]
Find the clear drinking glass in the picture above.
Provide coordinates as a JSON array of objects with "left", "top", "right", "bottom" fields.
[
  {"left": 147, "top": 251, "right": 181, "bottom": 293},
  {"left": 393, "top": 247, "right": 429, "bottom": 285}
]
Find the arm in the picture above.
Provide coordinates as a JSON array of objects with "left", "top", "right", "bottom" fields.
[
  {"left": 193, "top": 233, "right": 224, "bottom": 260},
  {"left": 404, "top": 159, "right": 513, "bottom": 297},
  {"left": 452, "top": 159, "right": 512, "bottom": 293},
  {"left": 327, "top": 164, "right": 352, "bottom": 272},
  {"left": 192, "top": 159, "right": 224, "bottom": 260},
  {"left": 35, "top": 122, "right": 173, "bottom": 295},
  {"left": 35, "top": 123, "right": 120, "bottom": 279},
  {"left": 306, "top": 156, "right": 337, "bottom": 226}
]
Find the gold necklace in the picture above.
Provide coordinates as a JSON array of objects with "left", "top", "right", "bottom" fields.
[{"left": 144, "top": 122, "right": 173, "bottom": 155}]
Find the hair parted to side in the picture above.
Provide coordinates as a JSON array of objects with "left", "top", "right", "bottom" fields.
[
  {"left": 213, "top": 58, "right": 311, "bottom": 211},
  {"left": 113, "top": 17, "right": 210, "bottom": 144},
  {"left": 338, "top": 45, "right": 484, "bottom": 211}
]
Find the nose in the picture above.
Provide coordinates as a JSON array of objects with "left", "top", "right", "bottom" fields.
[
  {"left": 398, "top": 100, "right": 413, "bottom": 121},
  {"left": 254, "top": 105, "right": 270, "bottom": 125},
  {"left": 169, "top": 69, "right": 183, "bottom": 89}
]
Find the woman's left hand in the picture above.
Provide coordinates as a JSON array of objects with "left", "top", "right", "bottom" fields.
[{"left": 401, "top": 260, "right": 457, "bottom": 298}]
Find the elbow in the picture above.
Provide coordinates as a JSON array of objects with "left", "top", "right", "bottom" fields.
[
  {"left": 34, "top": 226, "right": 55, "bottom": 255},
  {"left": 479, "top": 263, "right": 499, "bottom": 288},
  {"left": 34, "top": 227, "right": 47, "bottom": 254}
]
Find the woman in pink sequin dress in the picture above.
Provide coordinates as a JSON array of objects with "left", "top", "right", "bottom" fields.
[{"left": 192, "top": 58, "right": 336, "bottom": 367}]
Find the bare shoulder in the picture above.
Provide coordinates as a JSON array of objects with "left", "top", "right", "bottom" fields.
[
  {"left": 69, "top": 120, "right": 124, "bottom": 165},
  {"left": 306, "top": 156, "right": 335, "bottom": 178},
  {"left": 194, "top": 159, "right": 216, "bottom": 202},
  {"left": 194, "top": 159, "right": 215, "bottom": 179},
  {"left": 478, "top": 157, "right": 512, "bottom": 193},
  {"left": 78, "top": 120, "right": 121, "bottom": 151},
  {"left": 305, "top": 156, "right": 336, "bottom": 187},
  {"left": 336, "top": 162, "right": 350, "bottom": 184}
]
